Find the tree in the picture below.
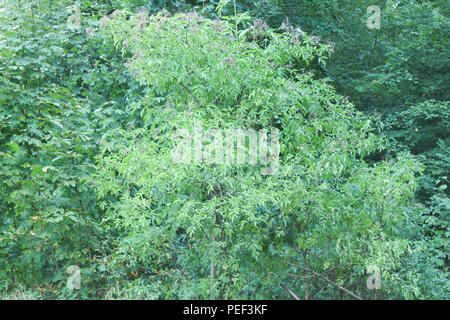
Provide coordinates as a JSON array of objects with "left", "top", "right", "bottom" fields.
[{"left": 92, "top": 9, "right": 432, "bottom": 299}]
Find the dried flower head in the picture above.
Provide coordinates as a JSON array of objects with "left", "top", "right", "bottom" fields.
[
  {"left": 135, "top": 8, "right": 149, "bottom": 30},
  {"left": 311, "top": 36, "right": 321, "bottom": 44},
  {"left": 85, "top": 27, "right": 94, "bottom": 38},
  {"left": 253, "top": 18, "right": 268, "bottom": 32},
  {"left": 210, "top": 19, "right": 226, "bottom": 33},
  {"left": 186, "top": 11, "right": 203, "bottom": 23},
  {"left": 99, "top": 16, "right": 109, "bottom": 28},
  {"left": 158, "top": 9, "right": 171, "bottom": 17},
  {"left": 280, "top": 17, "right": 291, "bottom": 33},
  {"left": 327, "top": 40, "right": 336, "bottom": 52},
  {"left": 224, "top": 57, "right": 235, "bottom": 67},
  {"left": 248, "top": 18, "right": 269, "bottom": 41},
  {"left": 111, "top": 10, "right": 119, "bottom": 19}
]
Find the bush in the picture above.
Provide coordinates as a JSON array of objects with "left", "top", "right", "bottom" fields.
[{"left": 91, "top": 10, "right": 434, "bottom": 299}]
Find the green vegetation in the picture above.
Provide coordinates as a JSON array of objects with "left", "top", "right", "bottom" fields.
[{"left": 0, "top": 0, "right": 448, "bottom": 299}]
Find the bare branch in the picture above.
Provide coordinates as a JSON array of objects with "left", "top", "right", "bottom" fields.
[
  {"left": 280, "top": 283, "right": 300, "bottom": 300},
  {"left": 287, "top": 273, "right": 313, "bottom": 279},
  {"left": 286, "top": 262, "right": 363, "bottom": 300}
]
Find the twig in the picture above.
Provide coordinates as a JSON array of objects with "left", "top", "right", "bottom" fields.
[
  {"left": 280, "top": 283, "right": 300, "bottom": 300},
  {"left": 286, "top": 262, "right": 363, "bottom": 300},
  {"left": 303, "top": 251, "right": 309, "bottom": 300},
  {"left": 287, "top": 273, "right": 313, "bottom": 279}
]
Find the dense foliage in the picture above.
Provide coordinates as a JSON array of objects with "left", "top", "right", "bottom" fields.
[
  {"left": 0, "top": 0, "right": 145, "bottom": 298},
  {"left": 0, "top": 0, "right": 448, "bottom": 299}
]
